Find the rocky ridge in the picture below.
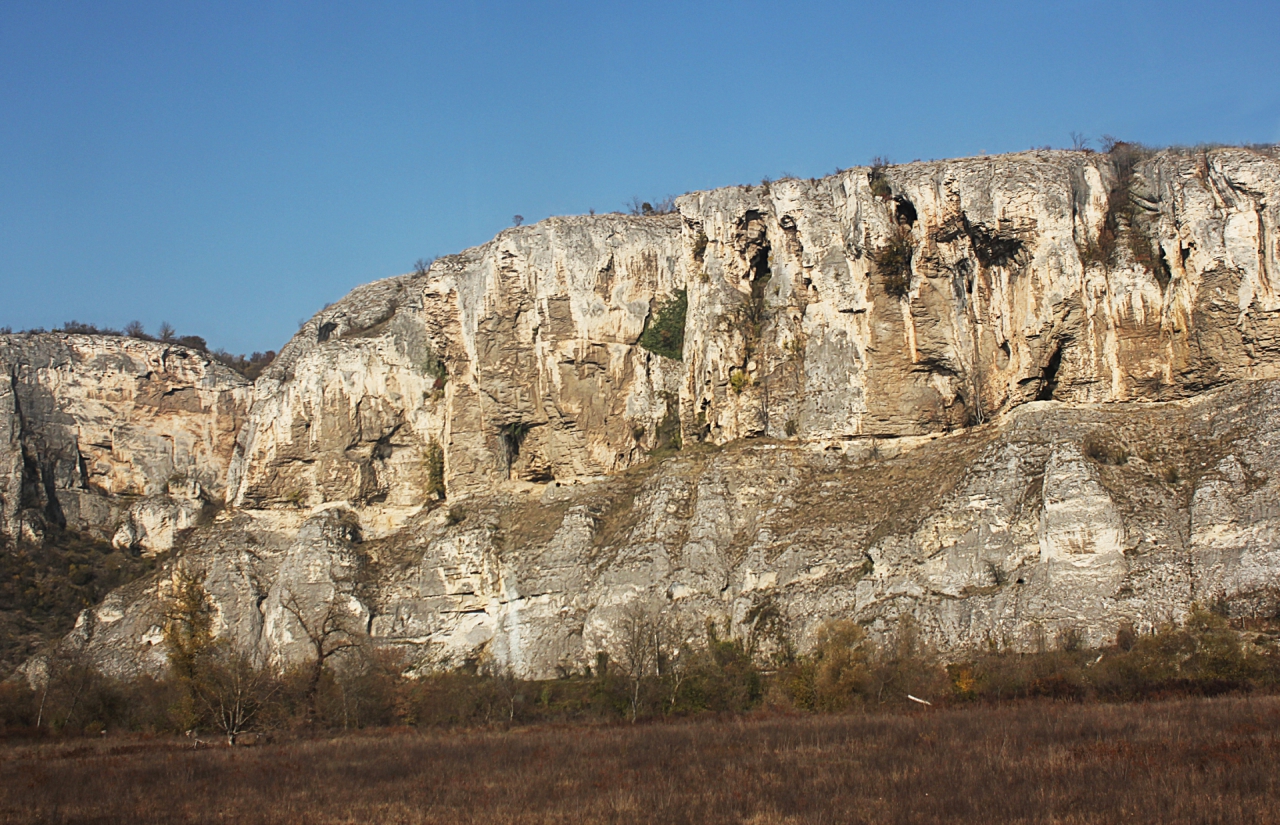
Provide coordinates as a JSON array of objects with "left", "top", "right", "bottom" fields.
[{"left": 4, "top": 146, "right": 1280, "bottom": 678}]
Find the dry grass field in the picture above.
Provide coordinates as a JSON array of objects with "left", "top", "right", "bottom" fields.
[{"left": 3, "top": 695, "right": 1278, "bottom": 825}]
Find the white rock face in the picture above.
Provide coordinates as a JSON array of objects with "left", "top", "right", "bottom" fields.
[
  {"left": 68, "top": 379, "right": 1280, "bottom": 679},
  {"left": 224, "top": 147, "right": 1280, "bottom": 515},
  {"left": 0, "top": 334, "right": 249, "bottom": 548},
  {"left": 9, "top": 146, "right": 1280, "bottom": 679},
  {"left": 1038, "top": 447, "right": 1126, "bottom": 567},
  {"left": 228, "top": 216, "right": 685, "bottom": 509}
]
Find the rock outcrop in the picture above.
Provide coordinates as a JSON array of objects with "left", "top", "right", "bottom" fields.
[
  {"left": 0, "top": 334, "right": 250, "bottom": 554},
  {"left": 6, "top": 145, "right": 1280, "bottom": 679}
]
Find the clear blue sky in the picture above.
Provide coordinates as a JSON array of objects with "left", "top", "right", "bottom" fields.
[{"left": 3, "top": 1, "right": 1278, "bottom": 354}]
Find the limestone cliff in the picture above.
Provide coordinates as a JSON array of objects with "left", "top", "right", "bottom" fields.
[
  {"left": 0, "top": 334, "right": 250, "bottom": 554},
  {"left": 229, "top": 146, "right": 1280, "bottom": 511},
  {"left": 6, "top": 145, "right": 1280, "bottom": 679}
]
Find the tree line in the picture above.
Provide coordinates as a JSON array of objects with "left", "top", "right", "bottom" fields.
[{"left": 3, "top": 580, "right": 1279, "bottom": 744}]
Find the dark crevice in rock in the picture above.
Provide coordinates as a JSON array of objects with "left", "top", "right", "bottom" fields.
[
  {"left": 934, "top": 215, "right": 1030, "bottom": 270},
  {"left": 499, "top": 421, "right": 534, "bottom": 477},
  {"left": 1154, "top": 243, "right": 1172, "bottom": 289},
  {"left": 968, "top": 222, "right": 1028, "bottom": 269},
  {"left": 894, "top": 196, "right": 917, "bottom": 227},
  {"left": 1036, "top": 344, "right": 1064, "bottom": 401},
  {"left": 736, "top": 211, "right": 773, "bottom": 368}
]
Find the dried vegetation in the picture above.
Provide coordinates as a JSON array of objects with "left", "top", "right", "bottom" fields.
[{"left": 2, "top": 695, "right": 1279, "bottom": 824}]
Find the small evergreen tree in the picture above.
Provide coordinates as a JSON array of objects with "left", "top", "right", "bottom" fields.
[{"left": 638, "top": 290, "right": 687, "bottom": 361}]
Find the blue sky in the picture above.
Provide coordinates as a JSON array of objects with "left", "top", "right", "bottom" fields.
[{"left": 2, "top": 1, "right": 1278, "bottom": 354}]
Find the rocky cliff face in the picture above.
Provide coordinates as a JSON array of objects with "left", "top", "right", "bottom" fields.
[
  {"left": 7, "top": 146, "right": 1280, "bottom": 679},
  {"left": 230, "top": 146, "right": 1280, "bottom": 511},
  {"left": 0, "top": 335, "right": 250, "bottom": 554}
]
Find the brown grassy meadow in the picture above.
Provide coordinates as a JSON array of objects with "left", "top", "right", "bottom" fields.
[{"left": 3, "top": 694, "right": 1279, "bottom": 825}]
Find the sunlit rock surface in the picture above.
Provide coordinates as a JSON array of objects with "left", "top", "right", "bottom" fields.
[
  {"left": 6, "top": 146, "right": 1280, "bottom": 678},
  {"left": 0, "top": 334, "right": 249, "bottom": 554}
]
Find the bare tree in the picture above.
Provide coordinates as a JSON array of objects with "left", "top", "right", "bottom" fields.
[
  {"left": 33, "top": 646, "right": 101, "bottom": 732},
  {"left": 615, "top": 602, "right": 674, "bottom": 722},
  {"left": 1069, "top": 131, "right": 1091, "bottom": 151},
  {"left": 195, "top": 644, "right": 280, "bottom": 745},
  {"left": 281, "top": 590, "right": 361, "bottom": 722},
  {"left": 626, "top": 196, "right": 677, "bottom": 216},
  {"left": 124, "top": 320, "right": 146, "bottom": 338},
  {"left": 512, "top": 215, "right": 524, "bottom": 227},
  {"left": 477, "top": 652, "right": 522, "bottom": 724},
  {"left": 157, "top": 321, "right": 176, "bottom": 342}
]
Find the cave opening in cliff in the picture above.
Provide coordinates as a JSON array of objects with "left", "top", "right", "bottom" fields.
[
  {"left": 317, "top": 322, "right": 337, "bottom": 343},
  {"left": 1153, "top": 244, "right": 1172, "bottom": 289},
  {"left": 1036, "top": 344, "right": 1064, "bottom": 401},
  {"left": 894, "top": 196, "right": 917, "bottom": 227},
  {"left": 747, "top": 239, "right": 771, "bottom": 324}
]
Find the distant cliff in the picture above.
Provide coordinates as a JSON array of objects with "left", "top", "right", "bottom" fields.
[{"left": 5, "top": 145, "right": 1280, "bottom": 679}]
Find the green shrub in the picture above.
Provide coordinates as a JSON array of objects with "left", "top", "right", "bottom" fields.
[
  {"left": 638, "top": 289, "right": 687, "bottom": 361},
  {"left": 668, "top": 634, "right": 763, "bottom": 715},
  {"left": 692, "top": 230, "right": 709, "bottom": 262},
  {"left": 421, "top": 349, "right": 448, "bottom": 389},
  {"left": 729, "top": 369, "right": 751, "bottom": 394}
]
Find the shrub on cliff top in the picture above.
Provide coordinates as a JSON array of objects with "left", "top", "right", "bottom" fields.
[
  {"left": 868, "top": 157, "right": 893, "bottom": 200},
  {"left": 627, "top": 196, "right": 677, "bottom": 216}
]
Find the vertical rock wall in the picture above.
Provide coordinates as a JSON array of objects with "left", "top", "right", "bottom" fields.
[
  {"left": 227, "top": 148, "right": 1280, "bottom": 516},
  {"left": 0, "top": 335, "right": 250, "bottom": 552},
  {"left": 228, "top": 215, "right": 687, "bottom": 510}
]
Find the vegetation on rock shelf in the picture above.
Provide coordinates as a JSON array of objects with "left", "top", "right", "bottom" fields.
[
  {"left": 626, "top": 196, "right": 677, "bottom": 216},
  {"left": 638, "top": 289, "right": 687, "bottom": 361},
  {"left": 1080, "top": 138, "right": 1170, "bottom": 286},
  {"left": 0, "top": 320, "right": 276, "bottom": 381},
  {"left": 872, "top": 225, "right": 915, "bottom": 298},
  {"left": 0, "top": 532, "right": 159, "bottom": 674},
  {"left": 691, "top": 229, "right": 708, "bottom": 263},
  {"left": 868, "top": 156, "right": 893, "bottom": 200}
]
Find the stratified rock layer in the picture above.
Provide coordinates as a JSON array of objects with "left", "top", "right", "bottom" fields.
[
  {"left": 1, "top": 335, "right": 249, "bottom": 554},
  {"left": 6, "top": 146, "right": 1280, "bottom": 678}
]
